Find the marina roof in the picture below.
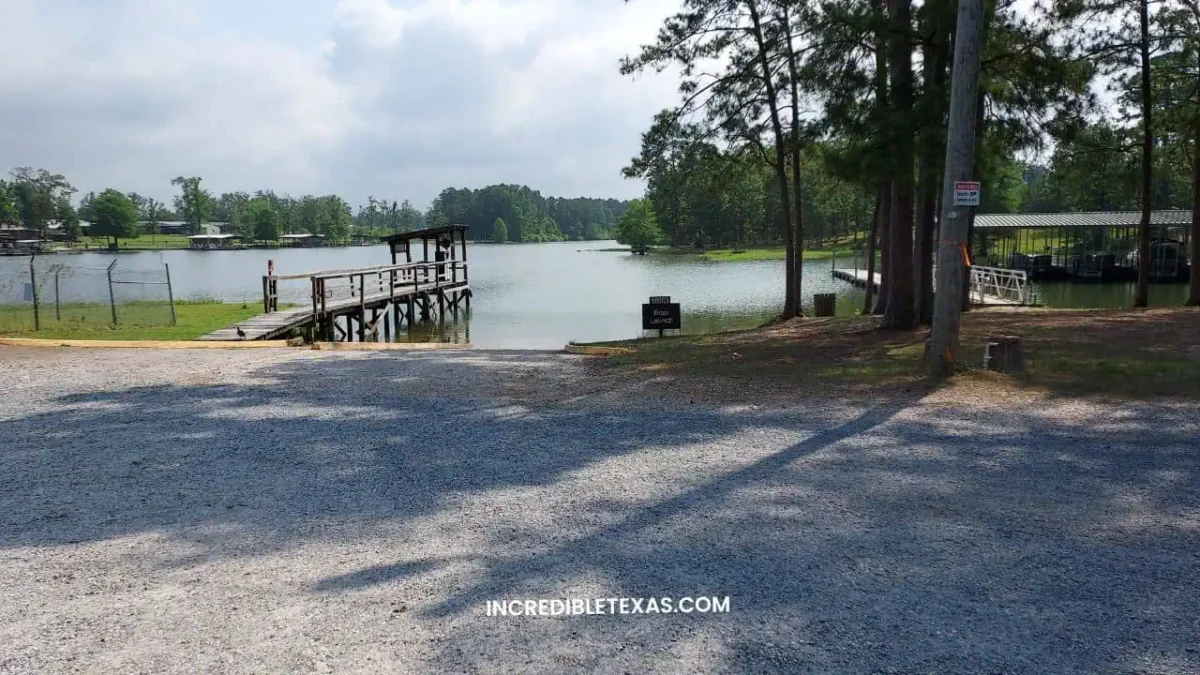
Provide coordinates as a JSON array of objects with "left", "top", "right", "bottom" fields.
[
  {"left": 186, "top": 234, "right": 237, "bottom": 240},
  {"left": 975, "top": 210, "right": 1193, "bottom": 229},
  {"left": 279, "top": 233, "right": 325, "bottom": 239}
]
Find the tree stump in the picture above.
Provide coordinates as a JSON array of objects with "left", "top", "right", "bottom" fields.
[
  {"left": 813, "top": 293, "right": 837, "bottom": 317},
  {"left": 984, "top": 335, "right": 1024, "bottom": 374}
]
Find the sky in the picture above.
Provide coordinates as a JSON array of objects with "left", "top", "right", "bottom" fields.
[{"left": 0, "top": 0, "right": 681, "bottom": 209}]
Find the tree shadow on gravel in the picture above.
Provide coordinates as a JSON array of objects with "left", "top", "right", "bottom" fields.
[
  {"left": 320, "top": 391, "right": 1196, "bottom": 674},
  {"left": 2, "top": 351, "right": 1197, "bottom": 674},
  {"left": 0, "top": 351, "right": 876, "bottom": 554}
]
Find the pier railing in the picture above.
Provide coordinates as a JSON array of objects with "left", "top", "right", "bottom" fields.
[
  {"left": 263, "top": 260, "right": 468, "bottom": 315},
  {"left": 970, "top": 265, "right": 1029, "bottom": 305}
]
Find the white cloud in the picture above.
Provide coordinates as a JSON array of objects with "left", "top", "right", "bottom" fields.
[{"left": 0, "top": 0, "right": 680, "bottom": 206}]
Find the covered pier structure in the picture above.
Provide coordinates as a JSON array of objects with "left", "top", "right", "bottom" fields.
[
  {"left": 198, "top": 225, "right": 471, "bottom": 342},
  {"left": 973, "top": 210, "right": 1193, "bottom": 282}
]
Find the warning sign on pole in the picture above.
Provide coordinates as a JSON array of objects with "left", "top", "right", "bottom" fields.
[{"left": 953, "top": 181, "right": 981, "bottom": 207}]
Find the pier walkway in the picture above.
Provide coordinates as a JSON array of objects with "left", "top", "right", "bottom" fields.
[
  {"left": 199, "top": 225, "right": 471, "bottom": 342},
  {"left": 832, "top": 265, "right": 1029, "bottom": 306}
]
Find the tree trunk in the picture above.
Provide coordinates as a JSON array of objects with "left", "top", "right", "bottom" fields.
[
  {"left": 915, "top": 1, "right": 952, "bottom": 326},
  {"left": 881, "top": 0, "right": 917, "bottom": 330},
  {"left": 1188, "top": 123, "right": 1200, "bottom": 306},
  {"left": 962, "top": 89, "right": 986, "bottom": 311},
  {"left": 864, "top": 188, "right": 882, "bottom": 314},
  {"left": 783, "top": 172, "right": 798, "bottom": 318},
  {"left": 785, "top": 7, "right": 806, "bottom": 316},
  {"left": 874, "top": 182, "right": 892, "bottom": 315},
  {"left": 928, "top": 0, "right": 985, "bottom": 377},
  {"left": 747, "top": 0, "right": 797, "bottom": 319},
  {"left": 1134, "top": 0, "right": 1153, "bottom": 308},
  {"left": 915, "top": 171, "right": 938, "bottom": 324},
  {"left": 872, "top": 0, "right": 891, "bottom": 317}
]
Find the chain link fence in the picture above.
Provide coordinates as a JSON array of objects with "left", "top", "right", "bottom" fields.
[{"left": 0, "top": 255, "right": 176, "bottom": 333}]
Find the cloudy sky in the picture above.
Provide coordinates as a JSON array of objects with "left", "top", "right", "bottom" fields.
[{"left": 1, "top": 0, "right": 680, "bottom": 208}]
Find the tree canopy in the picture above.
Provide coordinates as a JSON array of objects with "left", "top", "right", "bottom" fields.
[
  {"left": 171, "top": 176, "right": 213, "bottom": 236},
  {"left": 614, "top": 199, "right": 665, "bottom": 254},
  {"left": 88, "top": 189, "right": 139, "bottom": 247},
  {"left": 246, "top": 197, "right": 282, "bottom": 241},
  {"left": 623, "top": 0, "right": 1199, "bottom": 320}
]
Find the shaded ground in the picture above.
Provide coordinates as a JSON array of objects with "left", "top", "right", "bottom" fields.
[
  {"left": 594, "top": 307, "right": 1200, "bottom": 401},
  {"left": 0, "top": 347, "right": 1197, "bottom": 674}
]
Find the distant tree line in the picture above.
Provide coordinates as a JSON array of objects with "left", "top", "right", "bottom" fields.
[
  {"left": 428, "top": 185, "right": 632, "bottom": 242},
  {"left": 629, "top": 140, "right": 875, "bottom": 250},
  {"left": 1, "top": 171, "right": 632, "bottom": 248}
]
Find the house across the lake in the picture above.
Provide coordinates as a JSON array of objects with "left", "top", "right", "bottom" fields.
[
  {"left": 186, "top": 234, "right": 239, "bottom": 250},
  {"left": 149, "top": 221, "right": 229, "bottom": 235},
  {"left": 279, "top": 233, "right": 326, "bottom": 247}
]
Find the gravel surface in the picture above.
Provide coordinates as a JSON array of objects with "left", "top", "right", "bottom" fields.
[{"left": 1, "top": 347, "right": 1197, "bottom": 674}]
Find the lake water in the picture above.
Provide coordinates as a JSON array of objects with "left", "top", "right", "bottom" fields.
[{"left": 1, "top": 241, "right": 1189, "bottom": 347}]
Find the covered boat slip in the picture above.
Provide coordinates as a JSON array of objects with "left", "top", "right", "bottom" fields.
[
  {"left": 198, "top": 225, "right": 470, "bottom": 342},
  {"left": 973, "top": 210, "right": 1193, "bottom": 282}
]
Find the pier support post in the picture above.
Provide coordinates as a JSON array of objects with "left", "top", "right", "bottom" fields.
[{"left": 383, "top": 306, "right": 392, "bottom": 341}]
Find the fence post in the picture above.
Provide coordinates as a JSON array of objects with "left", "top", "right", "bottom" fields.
[
  {"left": 107, "top": 260, "right": 119, "bottom": 326},
  {"left": 55, "top": 269, "right": 61, "bottom": 321},
  {"left": 29, "top": 254, "right": 40, "bottom": 332},
  {"left": 165, "top": 263, "right": 177, "bottom": 326}
]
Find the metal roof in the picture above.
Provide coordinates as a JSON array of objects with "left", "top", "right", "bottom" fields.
[
  {"left": 383, "top": 224, "right": 469, "bottom": 243},
  {"left": 974, "top": 210, "right": 1193, "bottom": 229}
]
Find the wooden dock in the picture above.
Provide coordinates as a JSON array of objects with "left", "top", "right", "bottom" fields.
[
  {"left": 199, "top": 225, "right": 472, "bottom": 343},
  {"left": 832, "top": 267, "right": 1027, "bottom": 306},
  {"left": 197, "top": 279, "right": 466, "bottom": 341}
]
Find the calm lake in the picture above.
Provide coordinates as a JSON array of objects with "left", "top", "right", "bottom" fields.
[{"left": 2, "top": 240, "right": 1190, "bottom": 347}]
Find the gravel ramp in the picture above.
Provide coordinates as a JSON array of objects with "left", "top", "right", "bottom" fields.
[{"left": 0, "top": 347, "right": 1197, "bottom": 674}]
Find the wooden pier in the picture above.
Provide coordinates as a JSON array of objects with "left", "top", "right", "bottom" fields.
[
  {"left": 199, "top": 225, "right": 472, "bottom": 343},
  {"left": 832, "top": 266, "right": 1028, "bottom": 306}
]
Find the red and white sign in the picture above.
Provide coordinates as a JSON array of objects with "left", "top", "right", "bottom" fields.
[{"left": 953, "top": 181, "right": 981, "bottom": 207}]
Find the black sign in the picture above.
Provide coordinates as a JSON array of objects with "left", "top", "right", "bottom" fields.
[
  {"left": 642, "top": 303, "right": 681, "bottom": 330},
  {"left": 649, "top": 295, "right": 672, "bottom": 305}
]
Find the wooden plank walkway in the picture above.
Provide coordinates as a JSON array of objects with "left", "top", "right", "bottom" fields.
[
  {"left": 197, "top": 281, "right": 468, "bottom": 341},
  {"left": 831, "top": 268, "right": 1022, "bottom": 306}
]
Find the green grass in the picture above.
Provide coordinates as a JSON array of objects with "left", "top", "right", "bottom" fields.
[
  {"left": 698, "top": 247, "right": 859, "bottom": 262},
  {"left": 73, "top": 234, "right": 193, "bottom": 250},
  {"left": 0, "top": 300, "right": 271, "bottom": 340},
  {"left": 637, "top": 232, "right": 872, "bottom": 262},
  {"left": 582, "top": 308, "right": 1200, "bottom": 400}
]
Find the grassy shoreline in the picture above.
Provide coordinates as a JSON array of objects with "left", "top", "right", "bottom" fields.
[
  {"left": 0, "top": 300, "right": 268, "bottom": 340},
  {"left": 579, "top": 307, "right": 1200, "bottom": 399},
  {"left": 592, "top": 247, "right": 861, "bottom": 261},
  {"left": 595, "top": 243, "right": 869, "bottom": 262}
]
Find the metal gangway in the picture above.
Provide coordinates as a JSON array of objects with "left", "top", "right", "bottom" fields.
[{"left": 969, "top": 265, "right": 1029, "bottom": 305}]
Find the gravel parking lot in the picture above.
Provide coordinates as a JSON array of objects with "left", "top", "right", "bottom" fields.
[{"left": 1, "top": 347, "right": 1197, "bottom": 674}]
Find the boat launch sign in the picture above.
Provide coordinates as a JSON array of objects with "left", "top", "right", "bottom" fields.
[{"left": 643, "top": 296, "right": 681, "bottom": 332}]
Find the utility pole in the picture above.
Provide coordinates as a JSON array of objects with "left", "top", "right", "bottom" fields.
[{"left": 928, "top": 0, "right": 985, "bottom": 377}]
